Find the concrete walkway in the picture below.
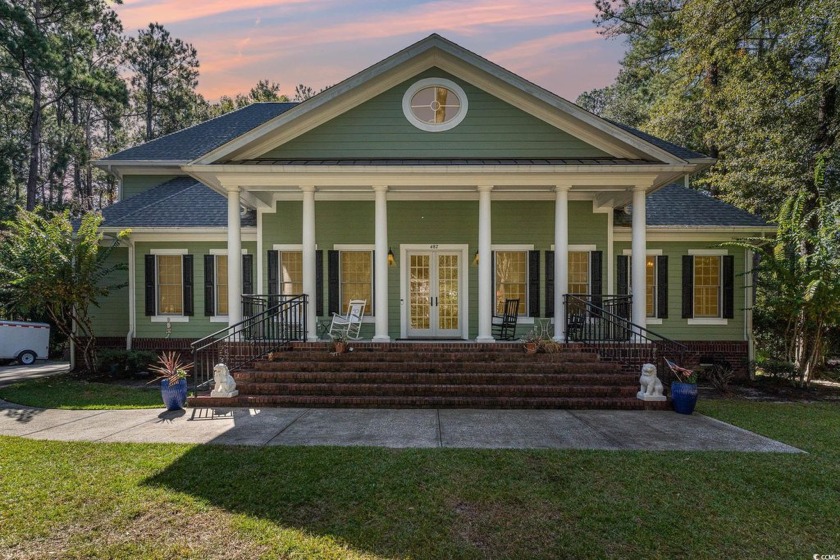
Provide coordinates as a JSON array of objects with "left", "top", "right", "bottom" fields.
[
  {"left": 0, "top": 361, "right": 70, "bottom": 388},
  {"left": 0, "top": 399, "right": 801, "bottom": 452}
]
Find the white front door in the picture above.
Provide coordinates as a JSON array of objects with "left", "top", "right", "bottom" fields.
[{"left": 406, "top": 250, "right": 462, "bottom": 338}]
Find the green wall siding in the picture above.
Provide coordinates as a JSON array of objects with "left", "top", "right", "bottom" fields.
[
  {"left": 261, "top": 199, "right": 607, "bottom": 339},
  {"left": 131, "top": 241, "right": 257, "bottom": 339},
  {"left": 261, "top": 68, "right": 609, "bottom": 160},
  {"left": 122, "top": 175, "right": 179, "bottom": 200},
  {"left": 89, "top": 247, "right": 130, "bottom": 337},
  {"left": 613, "top": 242, "right": 747, "bottom": 341}
]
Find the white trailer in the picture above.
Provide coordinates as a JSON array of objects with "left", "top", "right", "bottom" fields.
[{"left": 0, "top": 321, "right": 51, "bottom": 365}]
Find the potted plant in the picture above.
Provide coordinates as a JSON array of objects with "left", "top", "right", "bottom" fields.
[
  {"left": 149, "top": 351, "right": 193, "bottom": 411},
  {"left": 667, "top": 359, "right": 698, "bottom": 415},
  {"left": 521, "top": 329, "right": 540, "bottom": 354},
  {"left": 331, "top": 332, "right": 348, "bottom": 354}
]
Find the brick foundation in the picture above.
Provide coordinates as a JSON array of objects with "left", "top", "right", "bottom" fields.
[
  {"left": 75, "top": 337, "right": 195, "bottom": 365},
  {"left": 681, "top": 341, "right": 750, "bottom": 379}
]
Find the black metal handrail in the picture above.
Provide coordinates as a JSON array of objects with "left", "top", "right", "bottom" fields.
[
  {"left": 563, "top": 293, "right": 690, "bottom": 382},
  {"left": 191, "top": 294, "right": 308, "bottom": 392}
]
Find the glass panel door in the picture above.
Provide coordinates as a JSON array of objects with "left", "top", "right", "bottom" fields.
[
  {"left": 407, "top": 250, "right": 461, "bottom": 338},
  {"left": 408, "top": 253, "right": 432, "bottom": 336}
]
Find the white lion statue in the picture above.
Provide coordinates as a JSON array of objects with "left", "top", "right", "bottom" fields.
[
  {"left": 637, "top": 363, "right": 666, "bottom": 401},
  {"left": 210, "top": 363, "right": 239, "bottom": 398}
]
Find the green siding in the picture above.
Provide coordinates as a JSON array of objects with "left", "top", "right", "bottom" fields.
[
  {"left": 129, "top": 241, "right": 257, "bottom": 339},
  {"left": 613, "top": 241, "right": 747, "bottom": 341},
  {"left": 121, "top": 175, "right": 179, "bottom": 200},
  {"left": 89, "top": 247, "right": 129, "bottom": 337},
  {"left": 261, "top": 68, "right": 609, "bottom": 160},
  {"left": 261, "top": 199, "right": 607, "bottom": 339}
]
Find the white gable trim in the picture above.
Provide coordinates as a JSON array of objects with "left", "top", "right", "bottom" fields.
[{"left": 192, "top": 35, "right": 693, "bottom": 166}]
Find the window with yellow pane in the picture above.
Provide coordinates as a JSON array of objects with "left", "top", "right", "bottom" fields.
[
  {"left": 693, "top": 256, "right": 721, "bottom": 318},
  {"left": 157, "top": 255, "right": 183, "bottom": 315},
  {"left": 494, "top": 251, "right": 528, "bottom": 315},
  {"left": 340, "top": 251, "right": 373, "bottom": 315}
]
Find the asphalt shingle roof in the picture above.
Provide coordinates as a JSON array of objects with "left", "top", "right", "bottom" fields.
[
  {"left": 616, "top": 184, "right": 769, "bottom": 228},
  {"left": 102, "top": 103, "right": 298, "bottom": 162},
  {"left": 606, "top": 120, "right": 710, "bottom": 161},
  {"left": 100, "top": 177, "right": 256, "bottom": 228}
]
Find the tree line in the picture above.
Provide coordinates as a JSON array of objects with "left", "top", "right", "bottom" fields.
[
  {"left": 0, "top": 0, "right": 318, "bottom": 218},
  {"left": 577, "top": 0, "right": 839, "bottom": 382}
]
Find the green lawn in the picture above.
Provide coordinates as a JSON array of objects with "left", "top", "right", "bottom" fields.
[
  {"left": 0, "top": 375, "right": 162, "bottom": 409},
  {"left": 0, "top": 400, "right": 838, "bottom": 558}
]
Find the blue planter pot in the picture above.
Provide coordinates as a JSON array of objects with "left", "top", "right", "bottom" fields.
[
  {"left": 671, "top": 382, "right": 698, "bottom": 415},
  {"left": 160, "top": 378, "right": 188, "bottom": 411}
]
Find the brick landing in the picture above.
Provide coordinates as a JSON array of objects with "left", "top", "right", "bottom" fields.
[{"left": 190, "top": 342, "right": 669, "bottom": 410}]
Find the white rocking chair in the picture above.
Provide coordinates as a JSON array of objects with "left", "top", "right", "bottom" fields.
[{"left": 329, "top": 299, "right": 366, "bottom": 340}]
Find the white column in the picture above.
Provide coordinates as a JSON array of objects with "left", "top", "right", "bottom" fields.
[
  {"left": 301, "top": 185, "right": 317, "bottom": 340},
  {"left": 372, "top": 185, "right": 390, "bottom": 342},
  {"left": 631, "top": 185, "right": 647, "bottom": 332},
  {"left": 227, "top": 187, "right": 243, "bottom": 325},
  {"left": 554, "top": 185, "right": 570, "bottom": 341},
  {"left": 476, "top": 185, "right": 494, "bottom": 342}
]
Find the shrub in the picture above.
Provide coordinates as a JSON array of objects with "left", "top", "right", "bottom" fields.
[
  {"left": 700, "top": 362, "right": 735, "bottom": 395},
  {"left": 96, "top": 349, "right": 157, "bottom": 377}
]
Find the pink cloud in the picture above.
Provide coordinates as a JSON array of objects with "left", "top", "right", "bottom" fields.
[{"left": 115, "top": 0, "right": 312, "bottom": 31}]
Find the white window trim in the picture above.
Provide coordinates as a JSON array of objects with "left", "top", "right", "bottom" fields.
[
  {"left": 688, "top": 318, "right": 729, "bottom": 325},
  {"left": 550, "top": 244, "right": 597, "bottom": 252},
  {"left": 335, "top": 244, "right": 376, "bottom": 321},
  {"left": 150, "top": 248, "right": 188, "bottom": 255},
  {"left": 210, "top": 248, "right": 248, "bottom": 255},
  {"left": 402, "top": 77, "right": 469, "bottom": 132},
  {"left": 688, "top": 249, "right": 728, "bottom": 256},
  {"left": 621, "top": 249, "right": 663, "bottom": 256},
  {"left": 491, "top": 244, "right": 533, "bottom": 320},
  {"left": 151, "top": 251, "right": 189, "bottom": 321}
]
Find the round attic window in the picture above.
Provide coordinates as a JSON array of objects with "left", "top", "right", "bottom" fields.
[{"left": 402, "top": 78, "right": 468, "bottom": 132}]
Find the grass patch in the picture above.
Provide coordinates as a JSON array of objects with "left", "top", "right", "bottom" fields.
[
  {"left": 0, "top": 400, "right": 838, "bottom": 558},
  {"left": 0, "top": 375, "right": 162, "bottom": 409}
]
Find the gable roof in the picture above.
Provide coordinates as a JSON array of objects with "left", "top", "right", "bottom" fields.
[
  {"left": 101, "top": 103, "right": 297, "bottom": 162},
  {"left": 99, "top": 177, "right": 256, "bottom": 228},
  {"left": 616, "top": 184, "right": 770, "bottom": 228},
  {"left": 98, "top": 35, "right": 712, "bottom": 169},
  {"left": 605, "top": 120, "right": 709, "bottom": 161}
]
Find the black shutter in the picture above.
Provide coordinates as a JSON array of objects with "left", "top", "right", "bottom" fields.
[
  {"left": 242, "top": 254, "right": 253, "bottom": 295},
  {"left": 722, "top": 254, "right": 735, "bottom": 319},
  {"left": 616, "top": 255, "right": 629, "bottom": 296},
  {"left": 144, "top": 255, "right": 156, "bottom": 316},
  {"left": 590, "top": 251, "right": 603, "bottom": 311},
  {"left": 656, "top": 255, "right": 668, "bottom": 319},
  {"left": 682, "top": 255, "right": 694, "bottom": 318},
  {"left": 528, "top": 250, "right": 540, "bottom": 317},
  {"left": 315, "top": 249, "right": 323, "bottom": 316},
  {"left": 182, "top": 255, "right": 194, "bottom": 316},
  {"left": 267, "top": 250, "right": 278, "bottom": 295},
  {"left": 328, "top": 250, "right": 340, "bottom": 315},
  {"left": 204, "top": 254, "right": 215, "bottom": 316},
  {"left": 545, "top": 250, "right": 554, "bottom": 318}
]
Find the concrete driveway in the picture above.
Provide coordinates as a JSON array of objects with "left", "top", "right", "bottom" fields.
[{"left": 0, "top": 361, "right": 70, "bottom": 388}]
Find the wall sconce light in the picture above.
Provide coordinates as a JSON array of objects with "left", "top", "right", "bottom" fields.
[
  {"left": 473, "top": 250, "right": 479, "bottom": 266},
  {"left": 387, "top": 248, "right": 396, "bottom": 267}
]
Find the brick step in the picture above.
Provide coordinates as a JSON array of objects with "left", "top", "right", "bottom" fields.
[
  {"left": 189, "top": 394, "right": 670, "bottom": 410},
  {"left": 268, "top": 351, "right": 600, "bottom": 363},
  {"left": 253, "top": 360, "right": 618, "bottom": 375},
  {"left": 287, "top": 342, "right": 588, "bottom": 354},
  {"left": 235, "top": 371, "right": 635, "bottom": 386},
  {"left": 235, "top": 382, "right": 638, "bottom": 398}
]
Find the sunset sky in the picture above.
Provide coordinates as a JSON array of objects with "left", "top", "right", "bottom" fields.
[{"left": 111, "top": 0, "right": 627, "bottom": 103}]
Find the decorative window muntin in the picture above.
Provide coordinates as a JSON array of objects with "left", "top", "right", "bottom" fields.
[
  {"left": 402, "top": 78, "right": 468, "bottom": 132},
  {"left": 215, "top": 255, "right": 229, "bottom": 316},
  {"left": 494, "top": 251, "right": 528, "bottom": 315},
  {"left": 157, "top": 255, "right": 183, "bottom": 315},
  {"left": 279, "top": 251, "right": 303, "bottom": 295},
  {"left": 693, "top": 256, "right": 721, "bottom": 317},
  {"left": 340, "top": 250, "right": 374, "bottom": 315}
]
